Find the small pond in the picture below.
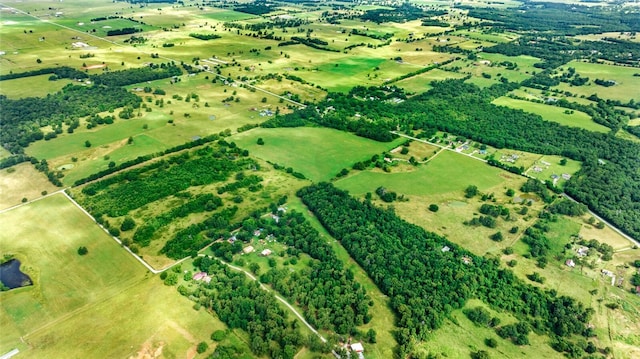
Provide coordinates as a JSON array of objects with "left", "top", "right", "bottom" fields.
[{"left": 0, "top": 259, "right": 33, "bottom": 290}]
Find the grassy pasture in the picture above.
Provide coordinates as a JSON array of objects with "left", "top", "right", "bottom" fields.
[
  {"left": 453, "top": 29, "right": 519, "bottom": 43},
  {"left": 199, "top": 9, "right": 259, "bottom": 22},
  {"left": 492, "top": 97, "right": 610, "bottom": 133},
  {"left": 552, "top": 61, "right": 640, "bottom": 103},
  {"left": 395, "top": 68, "right": 466, "bottom": 93},
  {"left": 0, "top": 163, "right": 58, "bottom": 210},
  {"left": 0, "top": 74, "right": 73, "bottom": 99},
  {"left": 26, "top": 72, "right": 277, "bottom": 185},
  {"left": 416, "top": 299, "right": 564, "bottom": 359},
  {"left": 524, "top": 154, "right": 582, "bottom": 189},
  {"left": 0, "top": 193, "right": 249, "bottom": 358},
  {"left": 232, "top": 127, "right": 404, "bottom": 182}
]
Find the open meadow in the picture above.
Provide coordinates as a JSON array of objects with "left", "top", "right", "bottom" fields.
[
  {"left": 2, "top": 0, "right": 640, "bottom": 358},
  {"left": 492, "top": 97, "right": 611, "bottom": 133},
  {"left": 0, "top": 194, "right": 246, "bottom": 358},
  {"left": 232, "top": 127, "right": 405, "bottom": 182},
  {"left": 552, "top": 61, "right": 640, "bottom": 103}
]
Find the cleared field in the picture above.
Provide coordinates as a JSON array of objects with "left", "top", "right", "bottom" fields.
[
  {"left": 0, "top": 194, "right": 245, "bottom": 358},
  {"left": 232, "top": 127, "right": 405, "bottom": 182},
  {"left": 0, "top": 74, "right": 73, "bottom": 99},
  {"left": 336, "top": 150, "right": 505, "bottom": 197},
  {"left": 552, "top": 61, "right": 640, "bottom": 103},
  {"left": 395, "top": 68, "right": 466, "bottom": 94},
  {"left": 0, "top": 163, "right": 59, "bottom": 209},
  {"left": 525, "top": 154, "right": 582, "bottom": 188},
  {"left": 492, "top": 97, "right": 610, "bottom": 133}
]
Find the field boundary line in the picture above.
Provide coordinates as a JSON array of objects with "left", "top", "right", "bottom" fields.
[
  {"left": 60, "top": 191, "right": 162, "bottom": 273},
  {"left": 0, "top": 3, "right": 306, "bottom": 109},
  {"left": 0, "top": 188, "right": 67, "bottom": 214}
]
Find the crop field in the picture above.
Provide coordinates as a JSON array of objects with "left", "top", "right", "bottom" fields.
[
  {"left": 0, "top": 194, "right": 243, "bottom": 358},
  {"left": 232, "top": 127, "right": 405, "bottom": 182},
  {"left": 552, "top": 61, "right": 640, "bottom": 103},
  {"left": 492, "top": 97, "right": 611, "bottom": 133}
]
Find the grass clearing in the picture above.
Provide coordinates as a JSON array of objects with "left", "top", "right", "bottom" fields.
[
  {"left": 552, "top": 61, "right": 640, "bottom": 103},
  {"left": 492, "top": 97, "right": 610, "bottom": 133},
  {"left": 0, "top": 74, "right": 73, "bottom": 99},
  {"left": 0, "top": 163, "right": 59, "bottom": 210},
  {"left": 232, "top": 127, "right": 404, "bottom": 182},
  {"left": 0, "top": 193, "right": 246, "bottom": 358},
  {"left": 395, "top": 68, "right": 466, "bottom": 94}
]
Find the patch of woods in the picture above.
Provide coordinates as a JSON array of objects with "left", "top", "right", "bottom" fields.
[
  {"left": 177, "top": 206, "right": 373, "bottom": 357},
  {"left": 183, "top": 259, "right": 304, "bottom": 359},
  {"left": 188, "top": 33, "right": 221, "bottom": 41},
  {"left": 465, "top": 3, "right": 640, "bottom": 36},
  {"left": 264, "top": 79, "right": 640, "bottom": 239},
  {"left": 0, "top": 85, "right": 140, "bottom": 154},
  {"left": 299, "top": 183, "right": 594, "bottom": 358}
]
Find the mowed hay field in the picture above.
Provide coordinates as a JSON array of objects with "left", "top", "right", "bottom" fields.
[
  {"left": 0, "top": 194, "right": 233, "bottom": 358},
  {"left": 232, "top": 127, "right": 405, "bottom": 182}
]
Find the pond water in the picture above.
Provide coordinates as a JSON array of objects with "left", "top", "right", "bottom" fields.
[{"left": 0, "top": 259, "right": 33, "bottom": 290}]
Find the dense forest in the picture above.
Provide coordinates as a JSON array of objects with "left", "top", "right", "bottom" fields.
[
  {"left": 465, "top": 3, "right": 640, "bottom": 35},
  {"left": 241, "top": 210, "right": 371, "bottom": 335},
  {"left": 90, "top": 62, "right": 182, "bottom": 87},
  {"left": 185, "top": 258, "right": 304, "bottom": 358},
  {"left": 299, "top": 183, "right": 594, "bottom": 357}
]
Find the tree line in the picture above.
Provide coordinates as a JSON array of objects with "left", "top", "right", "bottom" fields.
[{"left": 298, "top": 183, "right": 593, "bottom": 358}]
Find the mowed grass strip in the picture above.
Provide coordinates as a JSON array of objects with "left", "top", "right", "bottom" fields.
[
  {"left": 492, "top": 97, "right": 610, "bottom": 133},
  {"left": 232, "top": 127, "right": 405, "bottom": 182}
]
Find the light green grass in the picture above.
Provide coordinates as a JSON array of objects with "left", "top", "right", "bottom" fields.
[
  {"left": 0, "top": 193, "right": 246, "bottom": 357},
  {"left": 552, "top": 61, "right": 640, "bottom": 103},
  {"left": 0, "top": 163, "right": 59, "bottom": 209},
  {"left": 336, "top": 150, "right": 504, "bottom": 196},
  {"left": 0, "top": 74, "right": 73, "bottom": 99},
  {"left": 492, "top": 97, "right": 610, "bottom": 133},
  {"left": 231, "top": 127, "right": 404, "bottom": 182},
  {"left": 395, "top": 68, "right": 466, "bottom": 94}
]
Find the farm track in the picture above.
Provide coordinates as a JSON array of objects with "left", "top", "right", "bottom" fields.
[{"left": 0, "top": 3, "right": 306, "bottom": 109}]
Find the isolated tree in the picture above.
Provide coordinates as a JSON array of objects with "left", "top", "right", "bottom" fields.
[
  {"left": 257, "top": 138, "right": 264, "bottom": 145},
  {"left": 77, "top": 246, "right": 88, "bottom": 255},
  {"left": 465, "top": 185, "right": 478, "bottom": 198},
  {"left": 428, "top": 204, "right": 439, "bottom": 212},
  {"left": 120, "top": 217, "right": 136, "bottom": 231}
]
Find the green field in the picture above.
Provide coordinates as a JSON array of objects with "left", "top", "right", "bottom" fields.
[
  {"left": 552, "top": 61, "right": 640, "bottom": 103},
  {"left": 395, "top": 68, "right": 466, "bottom": 94},
  {"left": 0, "top": 74, "right": 73, "bottom": 99},
  {"left": 492, "top": 97, "right": 611, "bottom": 133},
  {"left": 336, "top": 150, "right": 504, "bottom": 197},
  {"left": 0, "top": 194, "right": 247, "bottom": 358},
  {"left": 232, "top": 127, "right": 405, "bottom": 182}
]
